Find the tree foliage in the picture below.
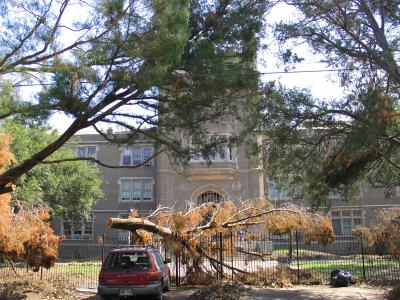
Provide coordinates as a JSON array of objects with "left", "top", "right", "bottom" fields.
[
  {"left": 259, "top": 0, "right": 400, "bottom": 207},
  {"left": 354, "top": 208, "right": 400, "bottom": 256},
  {"left": 0, "top": 134, "right": 61, "bottom": 272},
  {"left": 0, "top": 121, "right": 103, "bottom": 224},
  {"left": 0, "top": 0, "right": 269, "bottom": 194}
]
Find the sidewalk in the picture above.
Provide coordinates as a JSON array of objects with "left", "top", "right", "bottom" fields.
[{"left": 241, "top": 285, "right": 387, "bottom": 300}]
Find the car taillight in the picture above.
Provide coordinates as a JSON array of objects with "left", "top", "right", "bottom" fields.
[{"left": 148, "top": 271, "right": 160, "bottom": 284}]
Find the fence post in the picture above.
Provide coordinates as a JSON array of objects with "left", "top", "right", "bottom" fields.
[
  {"left": 360, "top": 235, "right": 366, "bottom": 281},
  {"left": 175, "top": 233, "right": 179, "bottom": 286},
  {"left": 219, "top": 232, "right": 223, "bottom": 279},
  {"left": 101, "top": 233, "right": 105, "bottom": 264},
  {"left": 295, "top": 231, "right": 300, "bottom": 284},
  {"left": 164, "top": 239, "right": 167, "bottom": 261},
  {"left": 230, "top": 231, "right": 234, "bottom": 281},
  {"left": 178, "top": 251, "right": 181, "bottom": 286}
]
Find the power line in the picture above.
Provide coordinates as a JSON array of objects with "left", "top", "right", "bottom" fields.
[
  {"left": 193, "top": 68, "right": 351, "bottom": 77},
  {"left": 12, "top": 68, "right": 350, "bottom": 87}
]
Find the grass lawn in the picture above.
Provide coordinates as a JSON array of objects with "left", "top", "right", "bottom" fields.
[
  {"left": 52, "top": 262, "right": 102, "bottom": 274},
  {"left": 271, "top": 249, "right": 338, "bottom": 259},
  {"left": 297, "top": 259, "right": 400, "bottom": 279}
]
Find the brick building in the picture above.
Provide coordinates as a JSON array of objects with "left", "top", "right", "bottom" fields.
[{"left": 51, "top": 126, "right": 400, "bottom": 239}]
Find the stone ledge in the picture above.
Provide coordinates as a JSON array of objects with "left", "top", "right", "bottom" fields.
[{"left": 182, "top": 168, "right": 235, "bottom": 180}]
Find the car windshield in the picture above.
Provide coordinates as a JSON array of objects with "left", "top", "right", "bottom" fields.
[{"left": 105, "top": 251, "right": 150, "bottom": 270}]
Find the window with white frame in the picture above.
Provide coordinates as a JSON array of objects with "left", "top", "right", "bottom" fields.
[
  {"left": 330, "top": 209, "right": 364, "bottom": 235},
  {"left": 122, "top": 145, "right": 154, "bottom": 166},
  {"left": 74, "top": 145, "right": 97, "bottom": 163},
  {"left": 62, "top": 216, "right": 94, "bottom": 239},
  {"left": 120, "top": 178, "right": 153, "bottom": 201},
  {"left": 189, "top": 134, "right": 233, "bottom": 162},
  {"left": 268, "top": 178, "right": 301, "bottom": 200}
]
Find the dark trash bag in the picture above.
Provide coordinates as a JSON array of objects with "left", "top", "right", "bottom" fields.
[{"left": 330, "top": 269, "right": 352, "bottom": 287}]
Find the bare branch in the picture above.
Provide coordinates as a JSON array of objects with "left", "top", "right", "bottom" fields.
[{"left": 40, "top": 149, "right": 163, "bottom": 169}]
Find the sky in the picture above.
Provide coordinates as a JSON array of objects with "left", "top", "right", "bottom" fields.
[
  {"left": 257, "top": 3, "right": 344, "bottom": 101},
  {"left": 42, "top": 2, "right": 344, "bottom": 134}
]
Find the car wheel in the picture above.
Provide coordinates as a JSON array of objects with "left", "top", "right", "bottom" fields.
[
  {"left": 98, "top": 294, "right": 112, "bottom": 300},
  {"left": 163, "top": 277, "right": 171, "bottom": 292},
  {"left": 153, "top": 286, "right": 163, "bottom": 300}
]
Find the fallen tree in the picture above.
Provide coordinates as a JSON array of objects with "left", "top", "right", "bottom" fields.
[{"left": 108, "top": 200, "right": 335, "bottom": 281}]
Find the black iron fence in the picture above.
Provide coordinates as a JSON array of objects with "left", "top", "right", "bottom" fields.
[{"left": 0, "top": 232, "right": 399, "bottom": 288}]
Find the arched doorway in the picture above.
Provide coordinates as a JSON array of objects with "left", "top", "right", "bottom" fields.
[
  {"left": 197, "top": 191, "right": 223, "bottom": 204},
  {"left": 191, "top": 185, "right": 226, "bottom": 205}
]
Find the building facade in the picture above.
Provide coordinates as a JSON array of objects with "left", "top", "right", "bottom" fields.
[{"left": 51, "top": 129, "right": 400, "bottom": 239}]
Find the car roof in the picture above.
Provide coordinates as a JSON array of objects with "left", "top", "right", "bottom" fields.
[{"left": 109, "top": 246, "right": 157, "bottom": 253}]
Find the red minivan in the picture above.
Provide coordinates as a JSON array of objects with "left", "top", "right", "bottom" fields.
[{"left": 98, "top": 246, "right": 171, "bottom": 300}]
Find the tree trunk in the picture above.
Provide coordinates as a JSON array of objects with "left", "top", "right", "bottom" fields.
[
  {"left": 108, "top": 217, "right": 173, "bottom": 235},
  {"left": 0, "top": 119, "right": 87, "bottom": 194}
]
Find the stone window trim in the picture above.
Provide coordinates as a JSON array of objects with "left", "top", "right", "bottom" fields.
[
  {"left": 61, "top": 214, "right": 95, "bottom": 240},
  {"left": 120, "top": 144, "right": 154, "bottom": 167},
  {"left": 118, "top": 177, "right": 155, "bottom": 202}
]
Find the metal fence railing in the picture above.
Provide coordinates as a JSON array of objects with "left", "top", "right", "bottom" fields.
[{"left": 0, "top": 232, "right": 399, "bottom": 289}]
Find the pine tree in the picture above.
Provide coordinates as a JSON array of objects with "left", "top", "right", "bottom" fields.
[
  {"left": 259, "top": 0, "right": 400, "bottom": 207},
  {"left": 0, "top": 0, "right": 268, "bottom": 194}
]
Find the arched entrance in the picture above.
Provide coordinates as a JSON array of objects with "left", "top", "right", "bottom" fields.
[
  {"left": 197, "top": 191, "right": 222, "bottom": 204},
  {"left": 191, "top": 185, "right": 227, "bottom": 205}
]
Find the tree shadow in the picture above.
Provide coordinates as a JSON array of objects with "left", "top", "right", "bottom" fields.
[{"left": 81, "top": 288, "right": 194, "bottom": 300}]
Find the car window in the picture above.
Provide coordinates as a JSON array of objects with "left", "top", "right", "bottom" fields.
[
  {"left": 151, "top": 251, "right": 165, "bottom": 267},
  {"left": 105, "top": 252, "right": 150, "bottom": 270}
]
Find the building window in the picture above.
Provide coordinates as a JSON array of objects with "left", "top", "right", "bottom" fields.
[
  {"left": 268, "top": 178, "right": 301, "bottom": 200},
  {"left": 143, "top": 146, "right": 153, "bottom": 162},
  {"left": 330, "top": 209, "right": 364, "bottom": 235},
  {"left": 121, "top": 145, "right": 154, "bottom": 166},
  {"left": 329, "top": 186, "right": 344, "bottom": 199},
  {"left": 189, "top": 135, "right": 234, "bottom": 162},
  {"left": 74, "top": 145, "right": 97, "bottom": 163},
  {"left": 62, "top": 216, "right": 94, "bottom": 240},
  {"left": 197, "top": 191, "right": 222, "bottom": 204},
  {"left": 395, "top": 186, "right": 400, "bottom": 197},
  {"left": 122, "top": 148, "right": 132, "bottom": 165},
  {"left": 120, "top": 178, "right": 153, "bottom": 201}
]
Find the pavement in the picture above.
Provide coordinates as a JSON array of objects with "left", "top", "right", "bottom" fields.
[
  {"left": 242, "top": 285, "right": 387, "bottom": 300},
  {"left": 78, "top": 285, "right": 388, "bottom": 300}
]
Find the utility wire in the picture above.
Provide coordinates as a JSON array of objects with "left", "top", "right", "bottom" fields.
[
  {"left": 193, "top": 68, "right": 351, "bottom": 78},
  {"left": 12, "top": 68, "right": 350, "bottom": 87}
]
